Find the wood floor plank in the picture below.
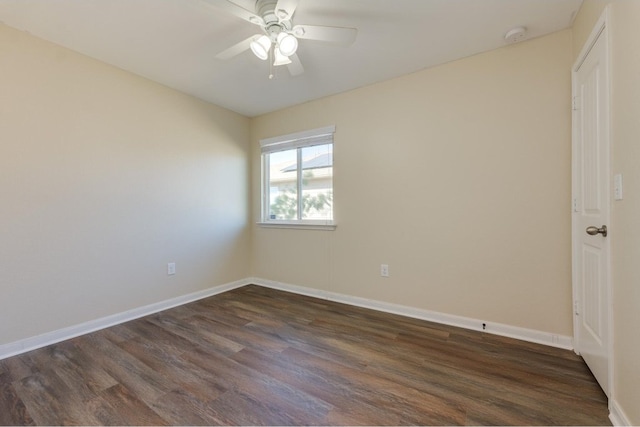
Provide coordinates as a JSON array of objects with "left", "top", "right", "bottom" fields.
[
  {"left": 12, "top": 371, "right": 102, "bottom": 425},
  {"left": 0, "top": 378, "right": 34, "bottom": 426},
  {"left": 144, "top": 311, "right": 245, "bottom": 357},
  {"left": 182, "top": 347, "right": 333, "bottom": 424},
  {"left": 25, "top": 341, "right": 117, "bottom": 397},
  {"left": 275, "top": 324, "right": 371, "bottom": 372},
  {"left": 120, "top": 318, "right": 199, "bottom": 355},
  {"left": 185, "top": 314, "right": 289, "bottom": 353},
  {"left": 149, "top": 389, "right": 225, "bottom": 426},
  {"left": 177, "top": 300, "right": 255, "bottom": 328},
  {"left": 97, "top": 384, "right": 167, "bottom": 426},
  {"left": 10, "top": 373, "right": 67, "bottom": 426},
  {"left": 280, "top": 345, "right": 468, "bottom": 425},
  {"left": 0, "top": 357, "right": 33, "bottom": 384},
  {"left": 115, "top": 337, "right": 227, "bottom": 401},
  {"left": 73, "top": 333, "right": 176, "bottom": 405},
  {"left": 229, "top": 346, "right": 404, "bottom": 425},
  {"left": 0, "top": 285, "right": 610, "bottom": 425}
]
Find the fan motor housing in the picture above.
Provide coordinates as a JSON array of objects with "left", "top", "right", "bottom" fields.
[{"left": 256, "top": 0, "right": 279, "bottom": 24}]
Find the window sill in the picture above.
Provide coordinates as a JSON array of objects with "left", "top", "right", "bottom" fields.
[{"left": 257, "top": 222, "right": 336, "bottom": 231}]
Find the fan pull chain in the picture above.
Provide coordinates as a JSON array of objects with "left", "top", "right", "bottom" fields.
[{"left": 269, "top": 45, "right": 275, "bottom": 79}]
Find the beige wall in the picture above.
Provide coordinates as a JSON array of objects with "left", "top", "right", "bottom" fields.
[
  {"left": 0, "top": 24, "right": 251, "bottom": 345},
  {"left": 251, "top": 30, "right": 574, "bottom": 336},
  {"left": 572, "top": 0, "right": 611, "bottom": 61},
  {"left": 610, "top": 4, "right": 640, "bottom": 422},
  {"left": 573, "top": 1, "right": 640, "bottom": 423},
  {"left": 610, "top": 4, "right": 640, "bottom": 420},
  {"left": 609, "top": 4, "right": 640, "bottom": 421}
]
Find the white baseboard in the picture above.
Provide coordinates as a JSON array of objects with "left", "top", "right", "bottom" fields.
[
  {"left": 250, "top": 277, "right": 574, "bottom": 351},
  {"left": 610, "top": 399, "right": 632, "bottom": 426},
  {"left": 0, "top": 278, "right": 251, "bottom": 361},
  {"left": 0, "top": 276, "right": 574, "bottom": 361}
]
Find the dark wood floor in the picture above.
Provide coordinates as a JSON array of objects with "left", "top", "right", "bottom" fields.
[{"left": 0, "top": 285, "right": 609, "bottom": 425}]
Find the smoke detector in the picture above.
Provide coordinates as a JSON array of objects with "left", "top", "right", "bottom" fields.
[{"left": 504, "top": 27, "right": 527, "bottom": 44}]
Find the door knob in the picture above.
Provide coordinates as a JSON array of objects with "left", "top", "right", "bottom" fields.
[{"left": 586, "top": 225, "right": 608, "bottom": 237}]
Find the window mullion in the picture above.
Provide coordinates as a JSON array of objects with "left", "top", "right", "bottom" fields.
[
  {"left": 297, "top": 148, "right": 303, "bottom": 220},
  {"left": 263, "top": 154, "right": 270, "bottom": 220}
]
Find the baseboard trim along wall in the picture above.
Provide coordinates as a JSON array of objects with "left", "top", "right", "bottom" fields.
[
  {"left": 1, "top": 277, "right": 573, "bottom": 361},
  {"left": 0, "top": 278, "right": 252, "bottom": 361},
  {"left": 609, "top": 399, "right": 631, "bottom": 427},
  {"left": 250, "top": 277, "right": 575, "bottom": 351}
]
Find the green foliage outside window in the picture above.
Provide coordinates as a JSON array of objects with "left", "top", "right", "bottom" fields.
[{"left": 270, "top": 188, "right": 333, "bottom": 220}]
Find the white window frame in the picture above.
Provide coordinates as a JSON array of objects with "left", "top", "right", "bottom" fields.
[{"left": 259, "top": 125, "right": 336, "bottom": 230}]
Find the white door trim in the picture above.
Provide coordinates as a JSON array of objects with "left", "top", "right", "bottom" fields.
[{"left": 571, "top": 6, "right": 613, "bottom": 400}]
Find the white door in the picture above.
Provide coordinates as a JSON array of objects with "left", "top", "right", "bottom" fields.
[{"left": 572, "top": 14, "right": 611, "bottom": 397}]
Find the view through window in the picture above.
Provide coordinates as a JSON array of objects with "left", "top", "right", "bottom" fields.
[{"left": 261, "top": 126, "right": 334, "bottom": 224}]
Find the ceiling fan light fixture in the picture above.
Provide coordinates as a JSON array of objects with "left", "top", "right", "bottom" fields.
[
  {"left": 273, "top": 48, "right": 292, "bottom": 66},
  {"left": 277, "top": 32, "right": 298, "bottom": 57},
  {"left": 250, "top": 35, "right": 271, "bottom": 60}
]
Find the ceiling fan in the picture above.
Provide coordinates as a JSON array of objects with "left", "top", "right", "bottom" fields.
[{"left": 206, "top": 0, "right": 357, "bottom": 77}]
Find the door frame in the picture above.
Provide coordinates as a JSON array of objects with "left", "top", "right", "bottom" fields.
[{"left": 571, "top": 6, "right": 613, "bottom": 400}]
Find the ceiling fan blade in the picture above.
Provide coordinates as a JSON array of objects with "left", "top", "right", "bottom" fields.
[
  {"left": 275, "top": 0, "right": 299, "bottom": 21},
  {"left": 287, "top": 53, "right": 304, "bottom": 76},
  {"left": 201, "top": 0, "right": 265, "bottom": 26},
  {"left": 215, "top": 35, "right": 254, "bottom": 60},
  {"left": 292, "top": 25, "right": 357, "bottom": 45}
]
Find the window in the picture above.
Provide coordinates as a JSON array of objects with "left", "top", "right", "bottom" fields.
[{"left": 260, "top": 126, "right": 335, "bottom": 228}]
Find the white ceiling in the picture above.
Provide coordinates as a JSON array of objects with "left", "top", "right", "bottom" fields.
[{"left": 0, "top": 0, "right": 583, "bottom": 117}]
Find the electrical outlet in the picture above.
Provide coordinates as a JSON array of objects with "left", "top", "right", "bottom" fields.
[
  {"left": 167, "top": 262, "right": 176, "bottom": 275},
  {"left": 381, "top": 264, "right": 389, "bottom": 277}
]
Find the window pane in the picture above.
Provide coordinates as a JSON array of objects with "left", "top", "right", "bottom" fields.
[
  {"left": 268, "top": 149, "right": 298, "bottom": 220},
  {"left": 301, "top": 144, "right": 333, "bottom": 220}
]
